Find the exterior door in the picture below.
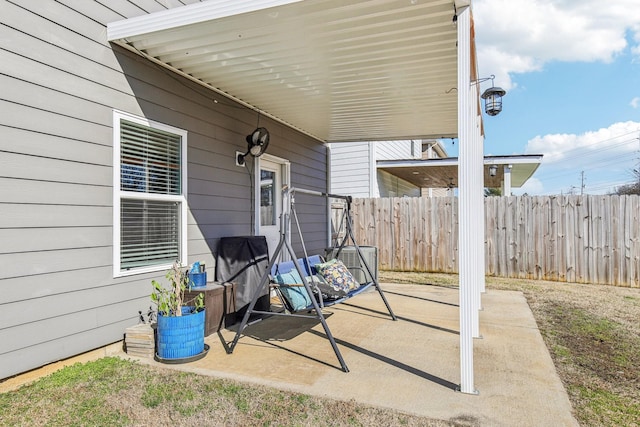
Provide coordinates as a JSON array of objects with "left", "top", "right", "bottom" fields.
[{"left": 256, "top": 155, "right": 290, "bottom": 259}]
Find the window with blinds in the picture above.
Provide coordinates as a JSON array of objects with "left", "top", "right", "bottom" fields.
[
  {"left": 114, "top": 114, "right": 187, "bottom": 274},
  {"left": 120, "top": 120, "right": 181, "bottom": 195}
]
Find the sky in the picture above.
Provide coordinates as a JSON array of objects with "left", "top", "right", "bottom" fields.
[{"left": 442, "top": 0, "right": 640, "bottom": 195}]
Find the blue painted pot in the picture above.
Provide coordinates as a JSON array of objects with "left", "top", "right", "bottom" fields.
[{"left": 156, "top": 307, "right": 205, "bottom": 359}]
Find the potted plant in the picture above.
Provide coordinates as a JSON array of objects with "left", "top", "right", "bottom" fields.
[{"left": 151, "top": 262, "right": 206, "bottom": 361}]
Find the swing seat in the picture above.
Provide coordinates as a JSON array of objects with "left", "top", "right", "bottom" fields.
[
  {"left": 318, "top": 282, "right": 375, "bottom": 307},
  {"left": 228, "top": 186, "right": 396, "bottom": 374},
  {"left": 271, "top": 255, "right": 375, "bottom": 312}
]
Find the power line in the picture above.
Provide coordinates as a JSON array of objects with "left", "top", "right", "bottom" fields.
[
  {"left": 539, "top": 159, "right": 635, "bottom": 182},
  {"left": 541, "top": 128, "right": 640, "bottom": 159},
  {"left": 542, "top": 137, "right": 639, "bottom": 170},
  {"left": 538, "top": 138, "right": 640, "bottom": 186}
]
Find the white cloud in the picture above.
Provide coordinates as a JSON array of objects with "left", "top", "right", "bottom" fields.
[
  {"left": 513, "top": 177, "right": 543, "bottom": 195},
  {"left": 631, "top": 97, "right": 640, "bottom": 108},
  {"left": 473, "top": 0, "right": 640, "bottom": 88},
  {"left": 525, "top": 121, "right": 640, "bottom": 164}
]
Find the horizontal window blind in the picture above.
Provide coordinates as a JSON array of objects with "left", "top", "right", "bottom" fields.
[
  {"left": 120, "top": 199, "right": 180, "bottom": 270},
  {"left": 120, "top": 120, "right": 181, "bottom": 195}
]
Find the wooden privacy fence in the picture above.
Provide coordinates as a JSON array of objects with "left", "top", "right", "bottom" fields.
[{"left": 350, "top": 195, "right": 640, "bottom": 287}]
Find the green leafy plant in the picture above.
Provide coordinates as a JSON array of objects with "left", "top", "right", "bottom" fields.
[{"left": 151, "top": 262, "right": 204, "bottom": 316}]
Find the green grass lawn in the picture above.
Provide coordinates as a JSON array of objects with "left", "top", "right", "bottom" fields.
[{"left": 0, "top": 357, "right": 454, "bottom": 427}]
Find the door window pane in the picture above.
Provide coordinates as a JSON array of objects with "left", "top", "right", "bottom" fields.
[{"left": 260, "top": 169, "right": 276, "bottom": 226}]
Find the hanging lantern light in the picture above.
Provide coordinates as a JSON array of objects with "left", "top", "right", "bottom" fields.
[
  {"left": 481, "top": 86, "right": 506, "bottom": 116},
  {"left": 480, "top": 76, "right": 506, "bottom": 116}
]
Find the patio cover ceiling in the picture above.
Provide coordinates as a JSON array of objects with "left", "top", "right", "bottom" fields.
[
  {"left": 377, "top": 154, "right": 544, "bottom": 188},
  {"left": 107, "top": 0, "right": 467, "bottom": 143}
]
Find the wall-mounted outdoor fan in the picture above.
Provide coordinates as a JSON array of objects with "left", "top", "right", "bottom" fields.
[{"left": 237, "top": 127, "right": 270, "bottom": 166}]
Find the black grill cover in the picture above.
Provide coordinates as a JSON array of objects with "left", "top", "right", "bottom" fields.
[{"left": 216, "top": 236, "right": 270, "bottom": 314}]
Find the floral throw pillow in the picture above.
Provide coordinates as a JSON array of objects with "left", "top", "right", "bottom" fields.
[
  {"left": 307, "top": 274, "right": 347, "bottom": 300},
  {"left": 315, "top": 259, "right": 360, "bottom": 293}
]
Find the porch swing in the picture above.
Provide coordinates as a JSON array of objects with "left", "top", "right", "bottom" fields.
[{"left": 227, "top": 186, "right": 397, "bottom": 372}]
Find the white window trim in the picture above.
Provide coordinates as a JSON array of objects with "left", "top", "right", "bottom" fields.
[{"left": 112, "top": 110, "right": 188, "bottom": 277}]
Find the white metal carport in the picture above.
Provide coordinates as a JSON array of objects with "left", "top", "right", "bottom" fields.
[{"left": 108, "top": 0, "right": 484, "bottom": 394}]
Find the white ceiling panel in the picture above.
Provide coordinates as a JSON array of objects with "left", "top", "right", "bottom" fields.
[{"left": 108, "top": 0, "right": 463, "bottom": 142}]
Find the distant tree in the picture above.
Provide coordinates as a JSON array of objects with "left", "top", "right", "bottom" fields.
[
  {"left": 613, "top": 182, "right": 640, "bottom": 195},
  {"left": 612, "top": 169, "right": 640, "bottom": 195},
  {"left": 484, "top": 188, "right": 502, "bottom": 197}
]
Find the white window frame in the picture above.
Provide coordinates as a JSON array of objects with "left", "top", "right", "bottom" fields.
[{"left": 113, "top": 110, "right": 188, "bottom": 277}]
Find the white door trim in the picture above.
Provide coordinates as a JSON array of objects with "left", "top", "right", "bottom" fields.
[{"left": 254, "top": 154, "right": 290, "bottom": 237}]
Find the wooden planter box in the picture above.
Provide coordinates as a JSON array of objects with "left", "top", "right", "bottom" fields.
[{"left": 184, "top": 282, "right": 236, "bottom": 337}]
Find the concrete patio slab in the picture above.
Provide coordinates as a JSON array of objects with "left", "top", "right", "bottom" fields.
[{"left": 133, "top": 283, "right": 579, "bottom": 426}]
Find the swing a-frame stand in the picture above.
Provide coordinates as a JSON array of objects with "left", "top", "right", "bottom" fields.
[{"left": 227, "top": 186, "right": 396, "bottom": 372}]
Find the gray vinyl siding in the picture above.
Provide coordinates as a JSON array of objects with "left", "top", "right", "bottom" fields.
[
  {"left": 329, "top": 142, "right": 373, "bottom": 198},
  {"left": 0, "top": 0, "right": 327, "bottom": 379}
]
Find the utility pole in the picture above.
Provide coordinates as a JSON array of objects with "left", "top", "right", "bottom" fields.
[{"left": 580, "top": 171, "right": 585, "bottom": 195}]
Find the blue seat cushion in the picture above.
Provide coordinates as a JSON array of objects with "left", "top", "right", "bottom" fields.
[{"left": 273, "top": 269, "right": 313, "bottom": 311}]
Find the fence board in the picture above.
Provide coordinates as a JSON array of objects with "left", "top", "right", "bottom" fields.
[{"left": 351, "top": 195, "right": 640, "bottom": 287}]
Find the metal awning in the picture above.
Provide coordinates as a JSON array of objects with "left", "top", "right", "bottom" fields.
[
  {"left": 377, "top": 154, "right": 544, "bottom": 188},
  {"left": 108, "top": 0, "right": 487, "bottom": 395},
  {"left": 107, "top": 0, "right": 466, "bottom": 143}
]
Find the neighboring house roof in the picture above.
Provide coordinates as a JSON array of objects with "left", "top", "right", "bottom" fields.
[
  {"left": 377, "top": 154, "right": 543, "bottom": 188},
  {"left": 423, "top": 140, "right": 448, "bottom": 159},
  {"left": 107, "top": 0, "right": 467, "bottom": 143}
]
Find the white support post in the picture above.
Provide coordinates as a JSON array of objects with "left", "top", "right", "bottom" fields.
[
  {"left": 473, "top": 109, "right": 485, "bottom": 327},
  {"left": 470, "top": 90, "right": 480, "bottom": 338},
  {"left": 457, "top": 4, "right": 479, "bottom": 395},
  {"left": 480, "top": 121, "right": 487, "bottom": 299},
  {"left": 502, "top": 165, "right": 512, "bottom": 196}
]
